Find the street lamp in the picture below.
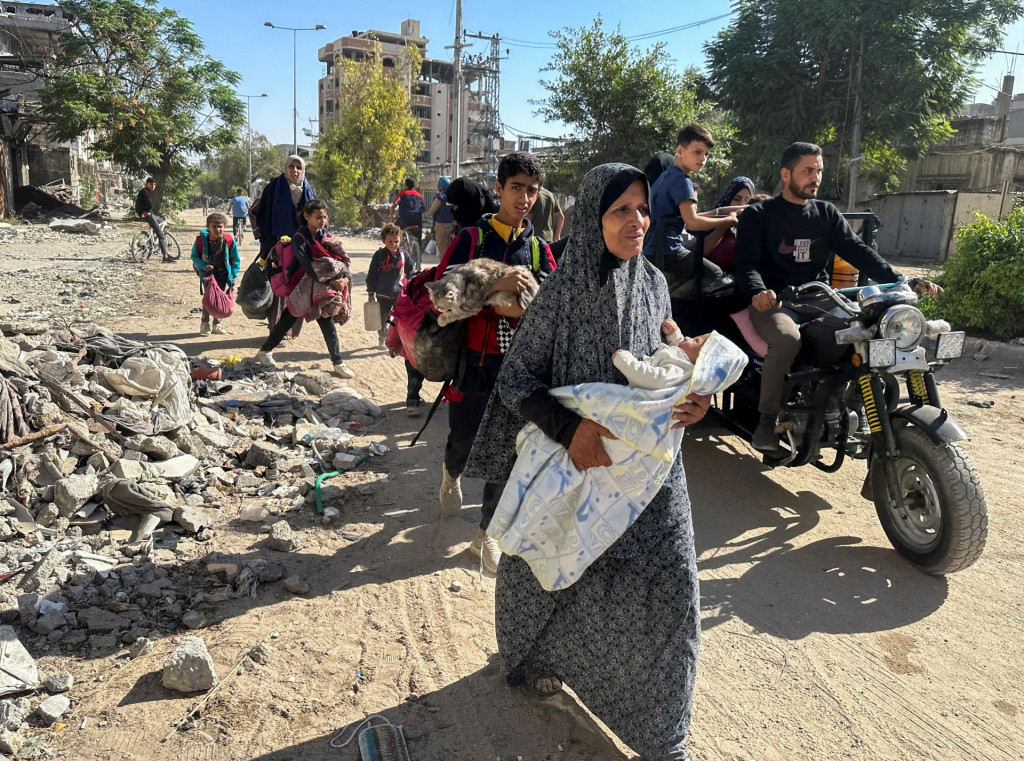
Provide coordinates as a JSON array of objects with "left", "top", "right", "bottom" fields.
[
  {"left": 264, "top": 21, "right": 327, "bottom": 155},
  {"left": 239, "top": 93, "right": 268, "bottom": 195}
]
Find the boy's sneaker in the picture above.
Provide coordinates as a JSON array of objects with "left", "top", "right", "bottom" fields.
[
  {"left": 211, "top": 324, "right": 228, "bottom": 335},
  {"left": 439, "top": 464, "right": 462, "bottom": 516},
  {"left": 199, "top": 320, "right": 211, "bottom": 336},
  {"left": 405, "top": 399, "right": 422, "bottom": 417},
  {"left": 332, "top": 361, "right": 355, "bottom": 379},
  {"left": 469, "top": 529, "right": 502, "bottom": 574},
  {"left": 254, "top": 350, "right": 277, "bottom": 368}
]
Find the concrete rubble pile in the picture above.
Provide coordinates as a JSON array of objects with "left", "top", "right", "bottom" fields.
[{"left": 0, "top": 315, "right": 389, "bottom": 743}]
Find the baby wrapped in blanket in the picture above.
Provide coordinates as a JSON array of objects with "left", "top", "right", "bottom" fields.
[{"left": 488, "top": 319, "right": 747, "bottom": 591}]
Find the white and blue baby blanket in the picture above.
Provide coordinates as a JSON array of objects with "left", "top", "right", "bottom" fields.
[{"left": 488, "top": 332, "right": 747, "bottom": 591}]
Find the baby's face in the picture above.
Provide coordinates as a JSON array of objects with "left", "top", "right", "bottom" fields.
[{"left": 678, "top": 333, "right": 710, "bottom": 363}]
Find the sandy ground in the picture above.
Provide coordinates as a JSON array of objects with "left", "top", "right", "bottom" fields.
[{"left": 3, "top": 208, "right": 1023, "bottom": 761}]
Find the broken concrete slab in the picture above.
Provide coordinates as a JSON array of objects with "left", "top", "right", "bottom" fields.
[
  {"left": 43, "top": 672, "right": 73, "bottom": 694},
  {"left": 78, "top": 606, "right": 129, "bottom": 634},
  {"left": 0, "top": 626, "right": 38, "bottom": 697},
  {"left": 0, "top": 697, "right": 30, "bottom": 732},
  {"left": 109, "top": 459, "right": 145, "bottom": 480},
  {"left": 162, "top": 636, "right": 218, "bottom": 693},
  {"left": 173, "top": 505, "right": 222, "bottom": 534},
  {"left": 53, "top": 473, "right": 99, "bottom": 517},
  {"left": 245, "top": 441, "right": 286, "bottom": 470},
  {"left": 145, "top": 454, "right": 199, "bottom": 480},
  {"left": 31, "top": 694, "right": 70, "bottom": 726},
  {"left": 193, "top": 425, "right": 238, "bottom": 449},
  {"left": 267, "top": 521, "right": 299, "bottom": 552}
]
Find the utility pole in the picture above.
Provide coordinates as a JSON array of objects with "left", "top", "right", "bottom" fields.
[
  {"left": 451, "top": 0, "right": 464, "bottom": 178},
  {"left": 846, "top": 27, "right": 866, "bottom": 210}
]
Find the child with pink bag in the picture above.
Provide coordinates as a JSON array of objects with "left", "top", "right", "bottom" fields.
[{"left": 190, "top": 212, "right": 241, "bottom": 335}]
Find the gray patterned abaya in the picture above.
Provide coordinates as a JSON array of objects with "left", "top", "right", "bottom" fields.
[{"left": 465, "top": 164, "right": 699, "bottom": 761}]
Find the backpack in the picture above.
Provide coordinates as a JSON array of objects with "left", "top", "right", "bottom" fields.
[
  {"left": 386, "top": 227, "right": 542, "bottom": 383},
  {"left": 268, "top": 236, "right": 301, "bottom": 298},
  {"left": 194, "top": 232, "right": 233, "bottom": 258},
  {"left": 398, "top": 191, "right": 423, "bottom": 219}
]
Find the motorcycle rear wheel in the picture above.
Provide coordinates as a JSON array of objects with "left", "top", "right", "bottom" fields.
[{"left": 870, "top": 424, "right": 987, "bottom": 574}]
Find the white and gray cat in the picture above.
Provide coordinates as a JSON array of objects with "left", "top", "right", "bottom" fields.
[{"left": 425, "top": 258, "right": 539, "bottom": 326}]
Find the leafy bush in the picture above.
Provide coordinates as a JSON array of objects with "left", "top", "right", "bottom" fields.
[{"left": 920, "top": 208, "right": 1024, "bottom": 340}]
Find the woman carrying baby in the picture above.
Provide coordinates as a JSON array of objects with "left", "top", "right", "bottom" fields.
[{"left": 463, "top": 163, "right": 710, "bottom": 760}]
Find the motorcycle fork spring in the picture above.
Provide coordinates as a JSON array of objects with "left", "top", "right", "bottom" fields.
[
  {"left": 858, "top": 375, "right": 883, "bottom": 434},
  {"left": 908, "top": 370, "right": 929, "bottom": 406}
]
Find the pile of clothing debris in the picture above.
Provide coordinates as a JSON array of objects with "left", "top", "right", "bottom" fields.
[{"left": 0, "top": 319, "right": 389, "bottom": 664}]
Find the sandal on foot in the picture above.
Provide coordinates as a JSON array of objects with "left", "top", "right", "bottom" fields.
[{"left": 523, "top": 675, "right": 562, "bottom": 700}]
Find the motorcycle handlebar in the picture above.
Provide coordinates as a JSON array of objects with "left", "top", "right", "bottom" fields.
[{"left": 779, "top": 281, "right": 859, "bottom": 316}]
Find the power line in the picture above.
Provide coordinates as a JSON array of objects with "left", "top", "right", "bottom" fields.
[{"left": 503, "top": 11, "right": 735, "bottom": 49}]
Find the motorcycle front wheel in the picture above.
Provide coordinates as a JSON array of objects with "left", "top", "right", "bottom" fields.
[{"left": 870, "top": 424, "right": 987, "bottom": 574}]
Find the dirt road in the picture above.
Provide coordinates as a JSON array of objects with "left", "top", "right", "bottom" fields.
[{"left": 4, "top": 210, "right": 1023, "bottom": 760}]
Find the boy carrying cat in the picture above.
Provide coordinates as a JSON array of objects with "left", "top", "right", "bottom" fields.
[
  {"left": 435, "top": 151, "right": 557, "bottom": 573},
  {"left": 368, "top": 223, "right": 424, "bottom": 416}
]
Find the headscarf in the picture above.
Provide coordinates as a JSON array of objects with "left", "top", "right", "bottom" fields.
[
  {"left": 286, "top": 155, "right": 307, "bottom": 206},
  {"left": 713, "top": 176, "right": 755, "bottom": 210},
  {"left": 464, "top": 163, "right": 671, "bottom": 484},
  {"left": 445, "top": 177, "right": 497, "bottom": 228}
]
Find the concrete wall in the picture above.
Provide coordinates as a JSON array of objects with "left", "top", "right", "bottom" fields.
[
  {"left": 861, "top": 192, "right": 957, "bottom": 261},
  {"left": 861, "top": 190, "right": 1017, "bottom": 262},
  {"left": 901, "top": 147, "right": 1024, "bottom": 192}
]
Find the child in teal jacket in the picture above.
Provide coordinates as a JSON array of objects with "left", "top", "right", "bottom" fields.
[{"left": 190, "top": 212, "right": 241, "bottom": 335}]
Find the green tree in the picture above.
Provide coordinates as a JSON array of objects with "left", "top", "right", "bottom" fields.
[
  {"left": 314, "top": 42, "right": 424, "bottom": 226},
  {"left": 705, "top": 0, "right": 1024, "bottom": 199},
  {"left": 536, "top": 17, "right": 732, "bottom": 196},
  {"left": 200, "top": 133, "right": 282, "bottom": 198},
  {"left": 39, "top": 0, "right": 244, "bottom": 212}
]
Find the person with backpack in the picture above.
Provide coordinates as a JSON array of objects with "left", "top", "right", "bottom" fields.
[
  {"left": 391, "top": 177, "right": 424, "bottom": 257},
  {"left": 253, "top": 198, "right": 355, "bottom": 379},
  {"left": 190, "top": 212, "right": 241, "bottom": 335},
  {"left": 427, "top": 176, "right": 455, "bottom": 256},
  {"left": 436, "top": 152, "right": 556, "bottom": 573}
]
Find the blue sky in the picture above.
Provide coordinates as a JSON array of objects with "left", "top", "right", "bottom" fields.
[{"left": 120, "top": 2, "right": 1024, "bottom": 146}]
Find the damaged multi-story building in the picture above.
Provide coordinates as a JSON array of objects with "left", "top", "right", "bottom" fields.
[
  {"left": 316, "top": 18, "right": 508, "bottom": 187},
  {"left": 0, "top": 1, "right": 123, "bottom": 217}
]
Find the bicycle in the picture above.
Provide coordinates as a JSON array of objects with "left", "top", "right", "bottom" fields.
[
  {"left": 129, "top": 217, "right": 181, "bottom": 263},
  {"left": 232, "top": 216, "right": 247, "bottom": 246},
  {"left": 400, "top": 224, "right": 422, "bottom": 271}
]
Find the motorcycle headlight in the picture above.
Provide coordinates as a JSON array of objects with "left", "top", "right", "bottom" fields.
[{"left": 878, "top": 305, "right": 926, "bottom": 350}]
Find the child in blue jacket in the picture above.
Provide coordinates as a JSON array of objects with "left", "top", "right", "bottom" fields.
[{"left": 190, "top": 212, "right": 241, "bottom": 335}]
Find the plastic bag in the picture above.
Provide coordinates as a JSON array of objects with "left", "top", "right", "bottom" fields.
[{"left": 237, "top": 255, "right": 273, "bottom": 319}]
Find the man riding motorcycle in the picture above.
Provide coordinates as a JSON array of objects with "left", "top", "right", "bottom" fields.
[{"left": 733, "top": 141, "right": 940, "bottom": 452}]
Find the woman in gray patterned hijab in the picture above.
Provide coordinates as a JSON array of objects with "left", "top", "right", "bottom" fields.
[{"left": 465, "top": 163, "right": 709, "bottom": 760}]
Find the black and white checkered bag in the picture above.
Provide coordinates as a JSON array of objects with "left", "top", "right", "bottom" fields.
[{"left": 496, "top": 317, "right": 516, "bottom": 354}]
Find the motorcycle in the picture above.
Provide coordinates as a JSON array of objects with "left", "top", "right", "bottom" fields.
[{"left": 690, "top": 279, "right": 987, "bottom": 575}]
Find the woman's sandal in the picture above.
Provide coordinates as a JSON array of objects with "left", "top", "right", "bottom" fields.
[{"left": 523, "top": 675, "right": 563, "bottom": 700}]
